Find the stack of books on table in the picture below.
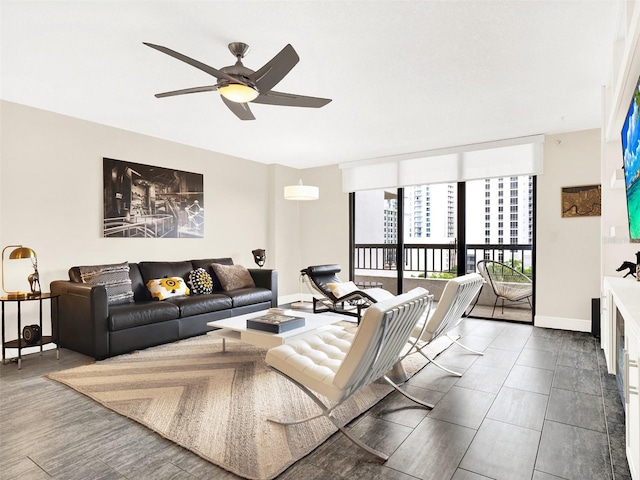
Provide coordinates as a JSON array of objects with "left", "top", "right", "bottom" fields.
[{"left": 246, "top": 310, "right": 305, "bottom": 333}]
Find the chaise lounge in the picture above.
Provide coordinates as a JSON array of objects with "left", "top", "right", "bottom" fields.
[{"left": 300, "top": 264, "right": 394, "bottom": 322}]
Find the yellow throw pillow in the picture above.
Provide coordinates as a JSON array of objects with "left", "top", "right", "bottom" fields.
[
  {"left": 146, "top": 277, "right": 190, "bottom": 300},
  {"left": 326, "top": 281, "right": 359, "bottom": 298}
]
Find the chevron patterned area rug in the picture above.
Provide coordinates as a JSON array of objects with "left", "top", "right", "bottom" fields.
[{"left": 48, "top": 329, "right": 451, "bottom": 480}]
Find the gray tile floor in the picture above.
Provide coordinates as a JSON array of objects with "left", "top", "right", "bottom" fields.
[{"left": 0, "top": 318, "right": 632, "bottom": 480}]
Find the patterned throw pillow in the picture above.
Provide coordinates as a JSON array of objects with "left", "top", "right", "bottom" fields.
[
  {"left": 188, "top": 268, "right": 213, "bottom": 295},
  {"left": 78, "top": 261, "right": 134, "bottom": 306},
  {"left": 210, "top": 263, "right": 255, "bottom": 291},
  {"left": 146, "top": 277, "right": 190, "bottom": 300}
]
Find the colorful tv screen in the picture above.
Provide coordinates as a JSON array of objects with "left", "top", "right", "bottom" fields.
[{"left": 621, "top": 75, "right": 640, "bottom": 242}]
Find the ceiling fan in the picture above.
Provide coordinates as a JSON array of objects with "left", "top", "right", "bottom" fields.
[{"left": 143, "top": 41, "right": 332, "bottom": 121}]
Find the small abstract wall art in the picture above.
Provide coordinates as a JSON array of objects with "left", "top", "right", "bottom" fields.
[
  {"left": 103, "top": 158, "right": 204, "bottom": 238},
  {"left": 561, "top": 184, "right": 601, "bottom": 218}
]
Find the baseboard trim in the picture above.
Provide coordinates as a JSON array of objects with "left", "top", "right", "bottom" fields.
[
  {"left": 534, "top": 315, "right": 591, "bottom": 332},
  {"left": 278, "top": 293, "right": 314, "bottom": 306}
]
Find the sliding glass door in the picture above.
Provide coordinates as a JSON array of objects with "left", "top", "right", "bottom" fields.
[
  {"left": 351, "top": 175, "right": 535, "bottom": 322},
  {"left": 465, "top": 176, "right": 534, "bottom": 322}
]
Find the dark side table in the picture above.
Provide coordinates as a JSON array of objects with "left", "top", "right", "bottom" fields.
[{"left": 1, "top": 293, "right": 60, "bottom": 369}]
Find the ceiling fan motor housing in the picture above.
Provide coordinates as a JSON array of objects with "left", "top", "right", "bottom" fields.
[
  {"left": 219, "top": 63, "right": 256, "bottom": 89},
  {"left": 228, "top": 42, "right": 250, "bottom": 59}
]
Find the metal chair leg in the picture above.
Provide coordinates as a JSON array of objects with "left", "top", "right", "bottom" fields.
[
  {"left": 446, "top": 332, "right": 484, "bottom": 355},
  {"left": 383, "top": 375, "right": 435, "bottom": 409},
  {"left": 267, "top": 369, "right": 393, "bottom": 461}
]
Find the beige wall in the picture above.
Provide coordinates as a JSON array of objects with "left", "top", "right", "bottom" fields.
[
  {"left": 261, "top": 164, "right": 349, "bottom": 303},
  {"left": 1, "top": 101, "right": 269, "bottom": 280},
  {"left": 535, "top": 129, "right": 602, "bottom": 331},
  {"left": 600, "top": 135, "right": 638, "bottom": 277},
  {"left": 0, "top": 101, "right": 348, "bottom": 343}
]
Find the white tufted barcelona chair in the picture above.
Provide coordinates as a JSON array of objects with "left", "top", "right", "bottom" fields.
[
  {"left": 403, "top": 273, "right": 485, "bottom": 377},
  {"left": 265, "top": 287, "right": 433, "bottom": 460}
]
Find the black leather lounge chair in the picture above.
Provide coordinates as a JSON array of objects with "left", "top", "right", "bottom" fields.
[{"left": 300, "top": 264, "right": 394, "bottom": 322}]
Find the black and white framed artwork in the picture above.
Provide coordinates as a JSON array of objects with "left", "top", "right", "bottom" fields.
[{"left": 103, "top": 158, "right": 204, "bottom": 238}]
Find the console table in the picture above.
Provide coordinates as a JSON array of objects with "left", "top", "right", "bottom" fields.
[
  {"left": 602, "top": 277, "right": 639, "bottom": 480},
  {"left": 1, "top": 293, "right": 59, "bottom": 369}
]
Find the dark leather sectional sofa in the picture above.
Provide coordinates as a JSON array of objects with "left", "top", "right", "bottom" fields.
[{"left": 50, "top": 258, "right": 277, "bottom": 359}]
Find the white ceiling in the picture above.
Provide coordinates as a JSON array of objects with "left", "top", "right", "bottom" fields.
[{"left": 0, "top": 1, "right": 619, "bottom": 169}]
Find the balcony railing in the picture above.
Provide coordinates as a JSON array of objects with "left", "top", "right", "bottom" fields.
[{"left": 354, "top": 243, "right": 532, "bottom": 276}]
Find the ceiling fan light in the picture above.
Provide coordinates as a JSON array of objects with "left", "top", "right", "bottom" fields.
[{"left": 219, "top": 83, "right": 259, "bottom": 103}]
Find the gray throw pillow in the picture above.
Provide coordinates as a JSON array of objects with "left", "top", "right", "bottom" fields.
[
  {"left": 78, "top": 261, "right": 134, "bottom": 305},
  {"left": 210, "top": 263, "right": 255, "bottom": 291}
]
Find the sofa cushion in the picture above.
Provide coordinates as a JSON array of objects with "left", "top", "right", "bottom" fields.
[
  {"left": 188, "top": 268, "right": 213, "bottom": 295},
  {"left": 77, "top": 261, "right": 134, "bottom": 306},
  {"left": 211, "top": 263, "right": 255, "bottom": 291},
  {"left": 224, "top": 288, "right": 273, "bottom": 308},
  {"left": 108, "top": 301, "right": 180, "bottom": 331},
  {"left": 128, "top": 263, "right": 147, "bottom": 301},
  {"left": 139, "top": 261, "right": 193, "bottom": 284},
  {"left": 146, "top": 277, "right": 190, "bottom": 300},
  {"left": 165, "top": 294, "right": 233, "bottom": 317}
]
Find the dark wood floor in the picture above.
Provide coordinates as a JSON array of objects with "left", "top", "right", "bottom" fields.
[{"left": 0, "top": 318, "right": 631, "bottom": 480}]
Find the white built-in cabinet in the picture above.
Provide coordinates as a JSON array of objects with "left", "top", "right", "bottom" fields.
[
  {"left": 627, "top": 318, "right": 639, "bottom": 480},
  {"left": 602, "top": 277, "right": 640, "bottom": 480}
]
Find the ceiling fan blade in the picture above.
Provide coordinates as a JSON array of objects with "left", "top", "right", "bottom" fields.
[
  {"left": 143, "top": 42, "right": 247, "bottom": 86},
  {"left": 250, "top": 44, "right": 299, "bottom": 93},
  {"left": 155, "top": 85, "right": 218, "bottom": 98},
  {"left": 253, "top": 91, "right": 332, "bottom": 108},
  {"left": 221, "top": 96, "right": 256, "bottom": 120}
]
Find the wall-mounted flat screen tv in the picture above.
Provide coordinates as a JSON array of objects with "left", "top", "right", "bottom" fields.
[{"left": 621, "top": 74, "right": 640, "bottom": 242}]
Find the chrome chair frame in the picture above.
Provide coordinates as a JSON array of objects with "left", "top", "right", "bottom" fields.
[{"left": 402, "top": 273, "right": 485, "bottom": 376}]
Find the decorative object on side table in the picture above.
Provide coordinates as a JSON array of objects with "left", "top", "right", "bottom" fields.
[
  {"left": 246, "top": 312, "right": 305, "bottom": 333},
  {"left": 1, "top": 245, "right": 40, "bottom": 298},
  {"left": 617, "top": 252, "right": 640, "bottom": 279},
  {"left": 617, "top": 259, "right": 637, "bottom": 278},
  {"left": 22, "top": 324, "right": 42, "bottom": 345},
  {"left": 252, "top": 249, "right": 266, "bottom": 268}
]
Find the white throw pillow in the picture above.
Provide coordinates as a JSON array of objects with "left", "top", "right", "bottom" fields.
[{"left": 326, "top": 281, "right": 359, "bottom": 298}]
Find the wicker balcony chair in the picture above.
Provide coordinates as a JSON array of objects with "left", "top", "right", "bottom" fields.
[{"left": 477, "top": 260, "right": 533, "bottom": 317}]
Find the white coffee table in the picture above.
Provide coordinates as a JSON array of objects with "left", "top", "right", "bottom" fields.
[{"left": 207, "top": 309, "right": 347, "bottom": 352}]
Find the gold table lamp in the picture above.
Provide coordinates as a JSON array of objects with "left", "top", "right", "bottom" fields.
[{"left": 1, "top": 245, "right": 40, "bottom": 298}]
